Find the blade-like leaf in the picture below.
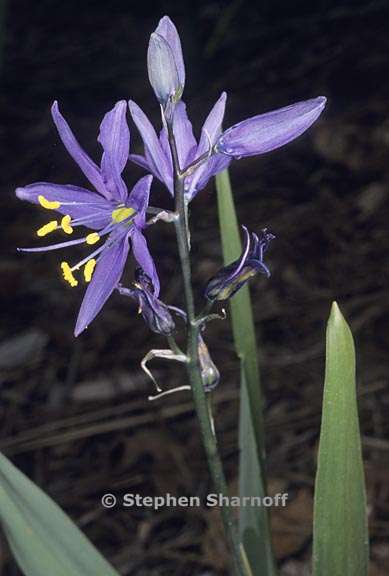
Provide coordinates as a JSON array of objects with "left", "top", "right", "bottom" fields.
[
  {"left": 0, "top": 452, "right": 121, "bottom": 576},
  {"left": 216, "top": 169, "right": 276, "bottom": 576},
  {"left": 313, "top": 302, "right": 369, "bottom": 576},
  {"left": 239, "top": 365, "right": 277, "bottom": 575}
]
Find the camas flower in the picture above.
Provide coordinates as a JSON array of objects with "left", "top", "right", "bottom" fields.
[
  {"left": 130, "top": 16, "right": 326, "bottom": 201},
  {"left": 118, "top": 269, "right": 175, "bottom": 336},
  {"left": 16, "top": 101, "right": 159, "bottom": 336},
  {"left": 205, "top": 227, "right": 274, "bottom": 301},
  {"left": 129, "top": 94, "right": 230, "bottom": 200}
]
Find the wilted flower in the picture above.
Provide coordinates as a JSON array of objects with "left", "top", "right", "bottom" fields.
[
  {"left": 16, "top": 101, "right": 159, "bottom": 336},
  {"left": 118, "top": 269, "right": 175, "bottom": 336},
  {"left": 197, "top": 334, "right": 220, "bottom": 392},
  {"left": 147, "top": 16, "right": 185, "bottom": 113},
  {"left": 205, "top": 227, "right": 274, "bottom": 301}
]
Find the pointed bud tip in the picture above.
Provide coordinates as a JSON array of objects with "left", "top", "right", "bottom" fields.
[
  {"left": 157, "top": 15, "right": 177, "bottom": 32},
  {"left": 160, "top": 15, "right": 173, "bottom": 23},
  {"left": 316, "top": 95, "right": 327, "bottom": 109}
]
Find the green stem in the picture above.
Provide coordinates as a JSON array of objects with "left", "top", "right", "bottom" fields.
[{"left": 167, "top": 122, "right": 247, "bottom": 576}]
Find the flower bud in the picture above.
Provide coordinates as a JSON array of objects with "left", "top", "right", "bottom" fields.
[
  {"left": 205, "top": 227, "right": 274, "bottom": 301},
  {"left": 147, "top": 16, "right": 185, "bottom": 109}
]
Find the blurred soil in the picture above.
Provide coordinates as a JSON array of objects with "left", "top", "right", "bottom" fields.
[{"left": 1, "top": 1, "right": 389, "bottom": 574}]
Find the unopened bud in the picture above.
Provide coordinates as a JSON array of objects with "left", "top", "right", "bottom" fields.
[{"left": 147, "top": 17, "right": 185, "bottom": 110}]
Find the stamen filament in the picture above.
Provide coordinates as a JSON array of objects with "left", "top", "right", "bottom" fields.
[
  {"left": 18, "top": 237, "right": 87, "bottom": 252},
  {"left": 71, "top": 243, "right": 108, "bottom": 272}
]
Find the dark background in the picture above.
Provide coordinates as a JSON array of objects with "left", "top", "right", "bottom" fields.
[{"left": 1, "top": 0, "right": 389, "bottom": 574}]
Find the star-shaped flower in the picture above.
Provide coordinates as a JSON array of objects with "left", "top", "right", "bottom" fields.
[{"left": 16, "top": 101, "right": 159, "bottom": 336}]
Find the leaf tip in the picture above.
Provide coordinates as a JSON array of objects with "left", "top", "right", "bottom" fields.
[{"left": 330, "top": 300, "right": 343, "bottom": 324}]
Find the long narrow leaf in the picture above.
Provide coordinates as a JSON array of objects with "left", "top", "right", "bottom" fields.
[
  {"left": 313, "top": 302, "right": 369, "bottom": 576},
  {"left": 216, "top": 169, "right": 276, "bottom": 576},
  {"left": 0, "top": 452, "right": 121, "bottom": 576}
]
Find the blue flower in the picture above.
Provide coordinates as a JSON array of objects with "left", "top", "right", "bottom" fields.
[
  {"left": 16, "top": 101, "right": 159, "bottom": 336},
  {"left": 129, "top": 17, "right": 326, "bottom": 202},
  {"left": 129, "top": 94, "right": 230, "bottom": 200}
]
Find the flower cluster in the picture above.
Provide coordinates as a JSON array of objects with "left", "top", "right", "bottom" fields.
[{"left": 16, "top": 15, "right": 326, "bottom": 337}]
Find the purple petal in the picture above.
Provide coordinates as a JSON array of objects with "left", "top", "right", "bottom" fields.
[
  {"left": 172, "top": 101, "right": 197, "bottom": 170},
  {"left": 128, "top": 153, "right": 152, "bottom": 173},
  {"left": 159, "top": 127, "right": 172, "bottom": 162},
  {"left": 130, "top": 228, "right": 160, "bottom": 297},
  {"left": 16, "top": 183, "right": 112, "bottom": 230},
  {"left": 145, "top": 145, "right": 173, "bottom": 195},
  {"left": 185, "top": 93, "right": 228, "bottom": 199},
  {"left": 127, "top": 175, "right": 153, "bottom": 225},
  {"left": 98, "top": 100, "right": 129, "bottom": 203},
  {"left": 197, "top": 92, "right": 227, "bottom": 156},
  {"left": 229, "top": 226, "right": 251, "bottom": 281},
  {"left": 74, "top": 235, "right": 129, "bottom": 336},
  {"left": 155, "top": 16, "right": 185, "bottom": 87},
  {"left": 187, "top": 154, "right": 231, "bottom": 199},
  {"left": 217, "top": 96, "right": 327, "bottom": 158},
  {"left": 51, "top": 101, "right": 109, "bottom": 199},
  {"left": 147, "top": 33, "right": 181, "bottom": 106},
  {"left": 128, "top": 100, "right": 173, "bottom": 192}
]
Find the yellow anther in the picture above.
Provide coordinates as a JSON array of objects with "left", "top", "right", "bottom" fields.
[
  {"left": 111, "top": 206, "right": 135, "bottom": 223},
  {"left": 86, "top": 232, "right": 100, "bottom": 245},
  {"left": 37, "top": 220, "right": 58, "bottom": 237},
  {"left": 61, "top": 215, "right": 73, "bottom": 235},
  {"left": 61, "top": 262, "right": 78, "bottom": 287},
  {"left": 84, "top": 259, "right": 96, "bottom": 282},
  {"left": 38, "top": 195, "right": 61, "bottom": 210}
]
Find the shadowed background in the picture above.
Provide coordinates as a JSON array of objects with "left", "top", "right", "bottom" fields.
[{"left": 1, "top": 0, "right": 389, "bottom": 574}]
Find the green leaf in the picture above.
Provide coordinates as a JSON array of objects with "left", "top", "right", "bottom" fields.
[
  {"left": 239, "top": 365, "right": 277, "bottom": 575},
  {"left": 216, "top": 169, "right": 276, "bottom": 576},
  {"left": 0, "top": 452, "right": 121, "bottom": 576},
  {"left": 313, "top": 302, "right": 369, "bottom": 576}
]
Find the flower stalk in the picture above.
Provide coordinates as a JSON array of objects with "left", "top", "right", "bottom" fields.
[{"left": 167, "top": 122, "right": 248, "bottom": 576}]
